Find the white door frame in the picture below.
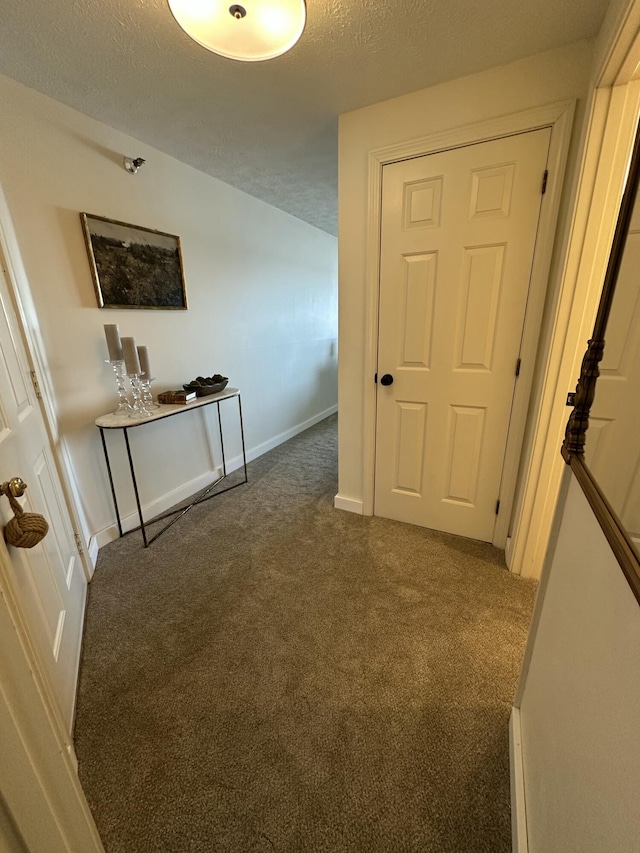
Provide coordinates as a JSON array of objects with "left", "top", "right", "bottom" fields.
[{"left": 362, "top": 100, "right": 575, "bottom": 550}]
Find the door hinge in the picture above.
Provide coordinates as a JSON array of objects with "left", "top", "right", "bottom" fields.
[
  {"left": 541, "top": 169, "right": 548, "bottom": 195},
  {"left": 515, "top": 357, "right": 521, "bottom": 378},
  {"left": 30, "top": 370, "right": 42, "bottom": 399},
  {"left": 495, "top": 499, "right": 501, "bottom": 515},
  {"left": 374, "top": 372, "right": 378, "bottom": 384},
  {"left": 74, "top": 533, "right": 84, "bottom": 554}
]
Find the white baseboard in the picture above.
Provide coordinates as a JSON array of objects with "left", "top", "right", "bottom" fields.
[
  {"left": 246, "top": 404, "right": 337, "bottom": 466},
  {"left": 93, "top": 405, "right": 338, "bottom": 551},
  {"left": 93, "top": 466, "right": 224, "bottom": 549},
  {"left": 510, "top": 707, "right": 529, "bottom": 853},
  {"left": 204, "top": 404, "right": 337, "bottom": 480},
  {"left": 333, "top": 494, "right": 364, "bottom": 514}
]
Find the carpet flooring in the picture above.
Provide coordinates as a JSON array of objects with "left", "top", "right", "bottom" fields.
[{"left": 74, "top": 414, "right": 536, "bottom": 852}]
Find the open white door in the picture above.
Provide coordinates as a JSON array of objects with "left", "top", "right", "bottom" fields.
[
  {"left": 375, "top": 129, "right": 551, "bottom": 542},
  {"left": 0, "top": 539, "right": 103, "bottom": 852},
  {"left": 0, "top": 234, "right": 86, "bottom": 732}
]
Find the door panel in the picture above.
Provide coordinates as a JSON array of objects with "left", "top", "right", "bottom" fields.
[
  {"left": 404, "top": 178, "right": 443, "bottom": 228},
  {"left": 400, "top": 254, "right": 436, "bottom": 367},
  {"left": 0, "top": 263, "right": 85, "bottom": 731},
  {"left": 469, "top": 163, "right": 515, "bottom": 219},
  {"left": 444, "top": 405, "right": 486, "bottom": 506},
  {"left": 455, "top": 244, "right": 504, "bottom": 371},
  {"left": 375, "top": 129, "right": 551, "bottom": 541},
  {"left": 394, "top": 401, "right": 427, "bottom": 495}
]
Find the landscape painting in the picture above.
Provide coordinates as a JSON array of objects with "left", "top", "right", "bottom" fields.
[{"left": 80, "top": 213, "right": 188, "bottom": 309}]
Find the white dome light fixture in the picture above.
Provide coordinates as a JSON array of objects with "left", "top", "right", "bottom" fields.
[{"left": 168, "top": 0, "right": 306, "bottom": 62}]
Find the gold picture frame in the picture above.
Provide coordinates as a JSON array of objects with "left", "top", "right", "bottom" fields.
[{"left": 80, "top": 213, "right": 188, "bottom": 310}]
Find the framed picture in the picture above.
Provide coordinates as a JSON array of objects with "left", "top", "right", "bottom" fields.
[{"left": 80, "top": 213, "right": 188, "bottom": 309}]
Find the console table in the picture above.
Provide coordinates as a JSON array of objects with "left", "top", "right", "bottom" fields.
[{"left": 95, "top": 388, "right": 247, "bottom": 547}]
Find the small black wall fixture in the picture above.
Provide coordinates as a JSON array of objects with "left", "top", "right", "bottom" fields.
[{"left": 123, "top": 156, "right": 146, "bottom": 175}]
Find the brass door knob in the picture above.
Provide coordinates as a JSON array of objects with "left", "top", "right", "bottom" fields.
[{"left": 5, "top": 478, "right": 28, "bottom": 498}]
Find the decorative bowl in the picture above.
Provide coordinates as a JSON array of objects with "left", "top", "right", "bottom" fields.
[{"left": 183, "top": 377, "right": 229, "bottom": 397}]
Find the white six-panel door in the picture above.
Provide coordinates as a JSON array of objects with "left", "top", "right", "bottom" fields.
[
  {"left": 0, "top": 261, "right": 86, "bottom": 730},
  {"left": 375, "top": 129, "right": 551, "bottom": 542}
]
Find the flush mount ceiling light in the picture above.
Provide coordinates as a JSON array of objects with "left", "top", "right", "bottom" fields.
[{"left": 168, "top": 0, "right": 306, "bottom": 61}]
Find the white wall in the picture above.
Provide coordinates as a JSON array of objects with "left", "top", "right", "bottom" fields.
[
  {"left": 336, "top": 41, "right": 594, "bottom": 511},
  {"left": 516, "top": 474, "right": 640, "bottom": 852},
  {"left": 0, "top": 75, "right": 337, "bottom": 548}
]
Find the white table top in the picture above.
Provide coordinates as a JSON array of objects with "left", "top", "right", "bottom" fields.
[{"left": 95, "top": 387, "right": 240, "bottom": 429}]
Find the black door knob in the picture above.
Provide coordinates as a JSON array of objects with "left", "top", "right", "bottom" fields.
[{"left": 380, "top": 373, "right": 394, "bottom": 386}]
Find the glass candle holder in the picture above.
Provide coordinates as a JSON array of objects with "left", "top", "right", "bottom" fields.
[
  {"left": 139, "top": 376, "right": 160, "bottom": 409},
  {"left": 106, "top": 359, "right": 133, "bottom": 415},
  {"left": 128, "top": 374, "right": 153, "bottom": 418}
]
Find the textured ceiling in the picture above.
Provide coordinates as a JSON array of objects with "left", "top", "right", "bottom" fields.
[{"left": 0, "top": 0, "right": 610, "bottom": 234}]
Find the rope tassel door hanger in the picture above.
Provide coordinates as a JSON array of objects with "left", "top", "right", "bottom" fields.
[{"left": 1, "top": 479, "right": 49, "bottom": 548}]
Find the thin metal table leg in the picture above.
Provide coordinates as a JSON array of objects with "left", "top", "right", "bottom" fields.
[
  {"left": 123, "top": 428, "right": 148, "bottom": 547},
  {"left": 217, "top": 401, "right": 227, "bottom": 477},
  {"left": 100, "top": 427, "right": 123, "bottom": 537},
  {"left": 238, "top": 394, "right": 248, "bottom": 483}
]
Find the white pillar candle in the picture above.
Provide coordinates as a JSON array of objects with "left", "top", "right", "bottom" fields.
[
  {"left": 121, "top": 337, "right": 141, "bottom": 375},
  {"left": 104, "top": 324, "right": 123, "bottom": 362},
  {"left": 137, "top": 346, "right": 151, "bottom": 380}
]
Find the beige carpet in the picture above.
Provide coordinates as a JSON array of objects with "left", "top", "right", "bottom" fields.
[{"left": 74, "top": 414, "right": 536, "bottom": 852}]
